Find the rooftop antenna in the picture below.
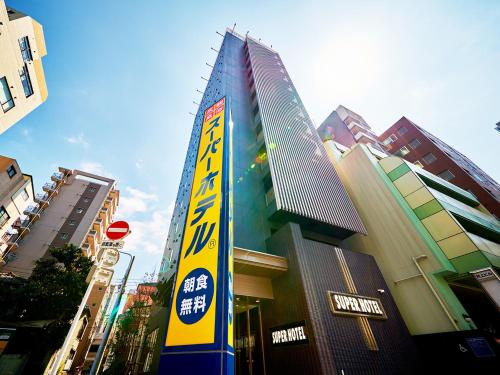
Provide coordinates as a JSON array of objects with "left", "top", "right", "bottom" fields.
[
  {"left": 189, "top": 112, "right": 195, "bottom": 116},
  {"left": 206, "top": 62, "right": 214, "bottom": 68},
  {"left": 211, "top": 47, "right": 219, "bottom": 53},
  {"left": 201, "top": 76, "right": 209, "bottom": 81},
  {"left": 246, "top": 31, "right": 249, "bottom": 36},
  {"left": 232, "top": 23, "right": 236, "bottom": 32},
  {"left": 196, "top": 89, "right": 204, "bottom": 94},
  {"left": 216, "top": 31, "right": 224, "bottom": 37},
  {"left": 193, "top": 101, "right": 200, "bottom": 106}
]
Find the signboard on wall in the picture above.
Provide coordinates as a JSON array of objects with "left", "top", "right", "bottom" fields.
[
  {"left": 327, "top": 291, "right": 387, "bottom": 320},
  {"left": 162, "top": 97, "right": 234, "bottom": 374},
  {"left": 270, "top": 321, "right": 309, "bottom": 347}
]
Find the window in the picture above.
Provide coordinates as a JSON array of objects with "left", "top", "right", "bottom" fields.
[
  {"left": 7, "top": 165, "right": 17, "bottom": 178},
  {"left": 438, "top": 170, "right": 455, "bottom": 181},
  {"left": 0, "top": 206, "right": 10, "bottom": 228},
  {"left": 21, "top": 188, "right": 29, "bottom": 201},
  {"left": 0, "top": 77, "right": 14, "bottom": 113},
  {"left": 422, "top": 153, "right": 437, "bottom": 165},
  {"left": 383, "top": 134, "right": 397, "bottom": 145},
  {"left": 68, "top": 219, "right": 76, "bottom": 226},
  {"left": 397, "top": 126, "right": 408, "bottom": 136},
  {"left": 76, "top": 208, "right": 84, "bottom": 214},
  {"left": 414, "top": 160, "right": 424, "bottom": 168},
  {"left": 409, "top": 138, "right": 421, "bottom": 149},
  {"left": 60, "top": 232, "right": 69, "bottom": 240},
  {"left": 397, "top": 146, "right": 410, "bottom": 156},
  {"left": 19, "top": 65, "right": 33, "bottom": 98},
  {"left": 89, "top": 187, "right": 96, "bottom": 193},
  {"left": 18, "top": 36, "right": 32, "bottom": 62},
  {"left": 83, "top": 197, "right": 90, "bottom": 203}
]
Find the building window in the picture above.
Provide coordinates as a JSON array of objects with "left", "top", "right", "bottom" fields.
[
  {"left": 397, "top": 126, "right": 408, "bottom": 136},
  {"left": 21, "top": 188, "right": 29, "bottom": 201},
  {"left": 89, "top": 187, "right": 96, "bottom": 193},
  {"left": 19, "top": 36, "right": 32, "bottom": 62},
  {"left": 422, "top": 153, "right": 437, "bottom": 165},
  {"left": 68, "top": 219, "right": 76, "bottom": 226},
  {"left": 409, "top": 138, "right": 421, "bottom": 149},
  {"left": 397, "top": 146, "right": 410, "bottom": 156},
  {"left": 0, "top": 77, "right": 15, "bottom": 113},
  {"left": 7, "top": 165, "right": 17, "bottom": 178},
  {"left": 0, "top": 206, "right": 10, "bottom": 228},
  {"left": 76, "top": 208, "right": 84, "bottom": 214},
  {"left": 438, "top": 170, "right": 455, "bottom": 181},
  {"left": 414, "top": 160, "right": 424, "bottom": 168},
  {"left": 83, "top": 197, "right": 90, "bottom": 203},
  {"left": 382, "top": 134, "right": 397, "bottom": 146},
  {"left": 19, "top": 65, "right": 34, "bottom": 98},
  {"left": 60, "top": 232, "right": 69, "bottom": 240}
]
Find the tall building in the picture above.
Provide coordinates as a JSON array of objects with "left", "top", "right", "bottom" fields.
[
  {"left": 0, "top": 0, "right": 48, "bottom": 135},
  {"left": 324, "top": 141, "right": 500, "bottom": 372},
  {"left": 317, "top": 104, "right": 385, "bottom": 149},
  {"left": 379, "top": 117, "right": 500, "bottom": 218},
  {"left": 0, "top": 155, "right": 34, "bottom": 260},
  {"left": 157, "top": 29, "right": 418, "bottom": 374},
  {"left": 0, "top": 167, "right": 119, "bottom": 373}
]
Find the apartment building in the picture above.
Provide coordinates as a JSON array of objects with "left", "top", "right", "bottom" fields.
[
  {"left": 379, "top": 117, "right": 500, "bottom": 218},
  {"left": 0, "top": 156, "right": 34, "bottom": 260},
  {"left": 0, "top": 167, "right": 119, "bottom": 374},
  {"left": 0, "top": 0, "right": 48, "bottom": 134},
  {"left": 317, "top": 104, "right": 385, "bottom": 150}
]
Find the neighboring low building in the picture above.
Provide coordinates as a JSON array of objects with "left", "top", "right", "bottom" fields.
[
  {"left": 325, "top": 141, "right": 500, "bottom": 372},
  {"left": 379, "top": 117, "right": 500, "bottom": 218},
  {"left": 0, "top": 155, "right": 34, "bottom": 261},
  {"left": 0, "top": 0, "right": 48, "bottom": 135}
]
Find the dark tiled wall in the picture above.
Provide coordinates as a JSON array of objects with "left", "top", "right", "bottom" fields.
[{"left": 263, "top": 223, "right": 419, "bottom": 375}]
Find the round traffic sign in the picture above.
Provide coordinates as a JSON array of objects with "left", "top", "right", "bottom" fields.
[{"left": 106, "top": 221, "right": 130, "bottom": 240}]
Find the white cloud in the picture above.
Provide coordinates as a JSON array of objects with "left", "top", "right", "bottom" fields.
[
  {"left": 116, "top": 187, "right": 159, "bottom": 218},
  {"left": 66, "top": 133, "right": 89, "bottom": 148},
  {"left": 123, "top": 208, "right": 171, "bottom": 255}
]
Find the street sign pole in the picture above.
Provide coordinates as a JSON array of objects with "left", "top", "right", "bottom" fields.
[{"left": 90, "top": 251, "right": 135, "bottom": 375}]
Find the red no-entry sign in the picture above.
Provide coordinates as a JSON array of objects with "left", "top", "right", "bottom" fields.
[{"left": 105, "top": 221, "right": 130, "bottom": 240}]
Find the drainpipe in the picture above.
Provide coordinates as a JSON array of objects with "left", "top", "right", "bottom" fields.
[{"left": 412, "top": 255, "right": 460, "bottom": 331}]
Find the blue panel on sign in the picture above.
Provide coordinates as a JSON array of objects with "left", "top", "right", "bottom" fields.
[{"left": 465, "top": 337, "right": 496, "bottom": 358}]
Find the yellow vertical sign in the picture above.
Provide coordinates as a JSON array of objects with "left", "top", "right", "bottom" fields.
[{"left": 166, "top": 98, "right": 226, "bottom": 346}]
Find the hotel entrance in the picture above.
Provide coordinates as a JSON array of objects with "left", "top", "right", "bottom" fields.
[{"left": 234, "top": 296, "right": 266, "bottom": 375}]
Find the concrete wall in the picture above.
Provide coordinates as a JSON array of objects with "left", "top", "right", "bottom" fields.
[{"left": 0, "top": 0, "right": 47, "bottom": 134}]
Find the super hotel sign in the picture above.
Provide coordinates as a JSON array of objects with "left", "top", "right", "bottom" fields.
[
  {"left": 162, "top": 97, "right": 234, "bottom": 374},
  {"left": 327, "top": 291, "right": 387, "bottom": 320}
]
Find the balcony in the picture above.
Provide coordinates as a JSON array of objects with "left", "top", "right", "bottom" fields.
[
  {"left": 354, "top": 131, "right": 378, "bottom": 143},
  {"left": 12, "top": 217, "right": 31, "bottom": 232},
  {"left": 43, "top": 182, "right": 58, "bottom": 194},
  {"left": 51, "top": 171, "right": 66, "bottom": 183},
  {"left": 81, "top": 242, "right": 91, "bottom": 257},
  {"left": 4, "top": 232, "right": 20, "bottom": 252},
  {"left": 34, "top": 193, "right": 50, "bottom": 208},
  {"left": 23, "top": 204, "right": 41, "bottom": 219}
]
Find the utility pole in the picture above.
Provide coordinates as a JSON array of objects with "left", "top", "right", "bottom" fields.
[{"left": 90, "top": 251, "right": 135, "bottom": 375}]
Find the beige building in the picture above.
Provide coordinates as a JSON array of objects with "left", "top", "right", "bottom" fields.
[
  {"left": 0, "top": 155, "right": 34, "bottom": 261},
  {"left": 0, "top": 0, "right": 48, "bottom": 135},
  {"left": 325, "top": 141, "right": 500, "bottom": 336}
]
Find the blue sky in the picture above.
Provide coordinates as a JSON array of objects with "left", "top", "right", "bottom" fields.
[{"left": 1, "top": 0, "right": 499, "bottom": 289}]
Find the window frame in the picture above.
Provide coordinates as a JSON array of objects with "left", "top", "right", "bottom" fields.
[
  {"left": 397, "top": 126, "right": 408, "bottom": 136},
  {"left": 0, "top": 76, "right": 15, "bottom": 113},
  {"left": 383, "top": 134, "right": 397, "bottom": 146},
  {"left": 0, "top": 206, "right": 10, "bottom": 228},
  {"left": 438, "top": 169, "right": 455, "bottom": 182},
  {"left": 398, "top": 146, "right": 410, "bottom": 156},
  {"left": 7, "top": 165, "right": 17, "bottom": 178},
  {"left": 18, "top": 36, "right": 33, "bottom": 62},
  {"left": 19, "top": 65, "right": 34, "bottom": 98},
  {"left": 422, "top": 152, "right": 437, "bottom": 165},
  {"left": 409, "top": 138, "right": 422, "bottom": 150}
]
